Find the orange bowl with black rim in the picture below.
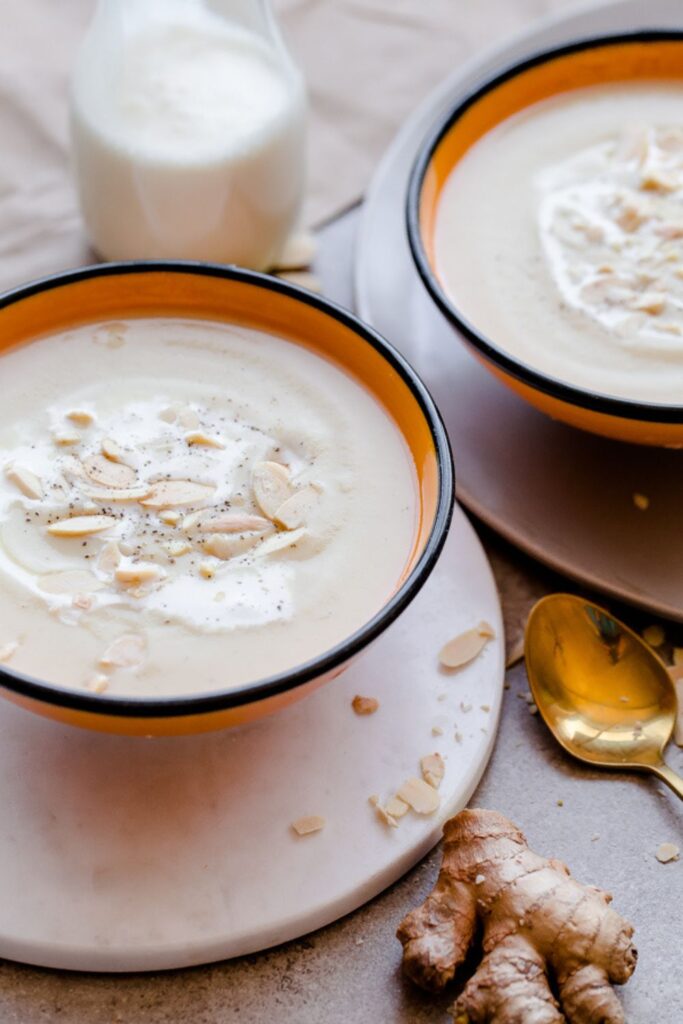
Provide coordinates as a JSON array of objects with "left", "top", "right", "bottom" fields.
[
  {"left": 408, "top": 31, "right": 683, "bottom": 447},
  {"left": 0, "top": 262, "right": 453, "bottom": 736}
]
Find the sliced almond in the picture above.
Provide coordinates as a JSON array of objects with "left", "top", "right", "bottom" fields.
[
  {"left": 352, "top": 695, "right": 379, "bottom": 716},
  {"left": 256, "top": 527, "right": 307, "bottom": 558},
  {"left": 115, "top": 564, "right": 164, "bottom": 587},
  {"left": 396, "top": 777, "right": 440, "bottom": 815},
  {"left": 87, "top": 673, "right": 109, "bottom": 694},
  {"left": 159, "top": 510, "right": 181, "bottom": 527},
  {"left": 140, "top": 480, "right": 215, "bottom": 509},
  {"left": 66, "top": 410, "right": 94, "bottom": 427},
  {"left": 273, "top": 485, "right": 319, "bottom": 530},
  {"left": 83, "top": 454, "right": 137, "bottom": 489},
  {"left": 439, "top": 624, "right": 493, "bottom": 670},
  {"left": 83, "top": 485, "right": 152, "bottom": 503},
  {"left": 185, "top": 431, "right": 225, "bottom": 449},
  {"left": 385, "top": 796, "right": 410, "bottom": 819},
  {"left": 52, "top": 428, "right": 81, "bottom": 446},
  {"left": 630, "top": 291, "right": 666, "bottom": 315},
  {"left": 369, "top": 796, "right": 398, "bottom": 829},
  {"left": 99, "top": 633, "right": 146, "bottom": 670},
  {"left": 47, "top": 514, "right": 118, "bottom": 537},
  {"left": 98, "top": 541, "right": 122, "bottom": 575},
  {"left": 0, "top": 641, "right": 18, "bottom": 663},
  {"left": 164, "top": 540, "right": 192, "bottom": 558},
  {"left": 655, "top": 842, "right": 680, "bottom": 864},
  {"left": 420, "top": 753, "right": 445, "bottom": 789},
  {"left": 38, "top": 570, "right": 103, "bottom": 595},
  {"left": 4, "top": 464, "right": 42, "bottom": 500},
  {"left": 291, "top": 815, "right": 325, "bottom": 836},
  {"left": 195, "top": 511, "right": 272, "bottom": 534},
  {"left": 199, "top": 561, "right": 215, "bottom": 579},
  {"left": 252, "top": 461, "right": 293, "bottom": 518},
  {"left": 202, "top": 532, "right": 263, "bottom": 560},
  {"left": 101, "top": 438, "right": 128, "bottom": 463}
]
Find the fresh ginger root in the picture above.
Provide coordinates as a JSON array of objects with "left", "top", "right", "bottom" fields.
[{"left": 397, "top": 809, "right": 636, "bottom": 1024}]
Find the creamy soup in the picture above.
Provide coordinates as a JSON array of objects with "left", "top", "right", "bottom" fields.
[
  {"left": 434, "top": 82, "right": 683, "bottom": 403},
  {"left": 0, "top": 320, "right": 418, "bottom": 697}
]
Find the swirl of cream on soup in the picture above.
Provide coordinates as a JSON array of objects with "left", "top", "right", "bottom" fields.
[{"left": 537, "top": 125, "right": 683, "bottom": 348}]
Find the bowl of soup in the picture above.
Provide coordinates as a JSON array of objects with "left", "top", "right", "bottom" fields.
[
  {"left": 408, "top": 31, "right": 683, "bottom": 446},
  {"left": 0, "top": 262, "right": 453, "bottom": 735}
]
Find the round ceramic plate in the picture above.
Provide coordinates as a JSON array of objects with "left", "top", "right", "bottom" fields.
[
  {"left": 0, "top": 505, "right": 503, "bottom": 972},
  {"left": 355, "top": 0, "right": 683, "bottom": 622}
]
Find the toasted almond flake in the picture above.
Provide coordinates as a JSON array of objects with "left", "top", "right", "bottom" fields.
[
  {"left": 83, "top": 485, "right": 152, "bottom": 503},
  {"left": 643, "top": 624, "right": 665, "bottom": 647},
  {"left": 291, "top": 815, "right": 325, "bottom": 836},
  {"left": 164, "top": 540, "right": 192, "bottom": 558},
  {"left": 66, "top": 410, "right": 94, "bottom": 427},
  {"left": 386, "top": 796, "right": 410, "bottom": 819},
  {"left": 256, "top": 527, "right": 307, "bottom": 557},
  {"left": 432, "top": 725, "right": 444, "bottom": 737},
  {"left": 352, "top": 695, "right": 379, "bottom": 716},
  {"left": 185, "top": 431, "right": 225, "bottom": 449},
  {"left": 630, "top": 291, "right": 666, "bottom": 315},
  {"left": 47, "top": 514, "right": 118, "bottom": 537},
  {"left": 252, "top": 461, "right": 293, "bottom": 518},
  {"left": 460, "top": 702, "right": 472, "bottom": 713},
  {"left": 97, "top": 541, "right": 122, "bottom": 575},
  {"left": 0, "top": 641, "right": 18, "bottom": 663},
  {"left": 83, "top": 454, "right": 137, "bottom": 490},
  {"left": 177, "top": 407, "right": 200, "bottom": 430},
  {"left": 202, "top": 532, "right": 263, "bottom": 560},
  {"left": 656, "top": 842, "right": 680, "bottom": 863},
  {"left": 115, "top": 564, "right": 164, "bottom": 587},
  {"left": 368, "top": 796, "right": 398, "bottom": 829},
  {"left": 276, "top": 270, "right": 323, "bottom": 293},
  {"left": 506, "top": 634, "right": 526, "bottom": 669},
  {"left": 454, "top": 730, "right": 463, "bottom": 743},
  {"left": 199, "top": 561, "right": 215, "bottom": 579},
  {"left": 52, "top": 428, "right": 81, "bottom": 446},
  {"left": 101, "top": 438, "right": 128, "bottom": 463},
  {"left": 633, "top": 492, "right": 649, "bottom": 511},
  {"left": 397, "top": 777, "right": 440, "bottom": 815},
  {"left": 99, "top": 634, "right": 146, "bottom": 669},
  {"left": 87, "top": 673, "right": 109, "bottom": 694},
  {"left": 439, "top": 626, "right": 492, "bottom": 669},
  {"left": 38, "top": 570, "right": 103, "bottom": 595},
  {"left": 140, "top": 480, "right": 215, "bottom": 509},
  {"left": 159, "top": 510, "right": 181, "bottom": 526},
  {"left": 195, "top": 511, "right": 272, "bottom": 534},
  {"left": 273, "top": 231, "right": 316, "bottom": 271},
  {"left": 420, "top": 753, "right": 445, "bottom": 789},
  {"left": 4, "top": 464, "right": 43, "bottom": 500},
  {"left": 182, "top": 511, "right": 201, "bottom": 530},
  {"left": 273, "top": 485, "right": 319, "bottom": 530},
  {"left": 480, "top": 704, "right": 491, "bottom": 713}
]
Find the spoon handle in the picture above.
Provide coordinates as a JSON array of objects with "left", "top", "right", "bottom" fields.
[{"left": 651, "top": 763, "right": 683, "bottom": 801}]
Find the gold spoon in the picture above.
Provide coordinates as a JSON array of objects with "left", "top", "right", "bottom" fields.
[{"left": 525, "top": 593, "right": 683, "bottom": 800}]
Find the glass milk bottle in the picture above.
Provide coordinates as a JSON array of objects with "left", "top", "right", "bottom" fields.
[{"left": 70, "top": 0, "right": 306, "bottom": 269}]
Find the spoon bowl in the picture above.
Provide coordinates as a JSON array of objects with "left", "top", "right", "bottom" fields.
[{"left": 525, "top": 594, "right": 683, "bottom": 799}]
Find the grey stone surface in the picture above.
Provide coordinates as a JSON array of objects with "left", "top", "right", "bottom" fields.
[{"left": 0, "top": 211, "right": 680, "bottom": 1023}]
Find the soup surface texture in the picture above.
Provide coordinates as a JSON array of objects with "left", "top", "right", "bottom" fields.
[
  {"left": 434, "top": 82, "right": 683, "bottom": 403},
  {"left": 0, "top": 319, "right": 418, "bottom": 698}
]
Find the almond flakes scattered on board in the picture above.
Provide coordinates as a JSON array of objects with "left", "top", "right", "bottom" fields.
[{"left": 291, "top": 815, "right": 325, "bottom": 837}]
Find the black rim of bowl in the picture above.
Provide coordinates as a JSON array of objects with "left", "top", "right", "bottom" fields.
[
  {"left": 407, "top": 29, "right": 683, "bottom": 425},
  {"left": 0, "top": 260, "right": 454, "bottom": 719}
]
